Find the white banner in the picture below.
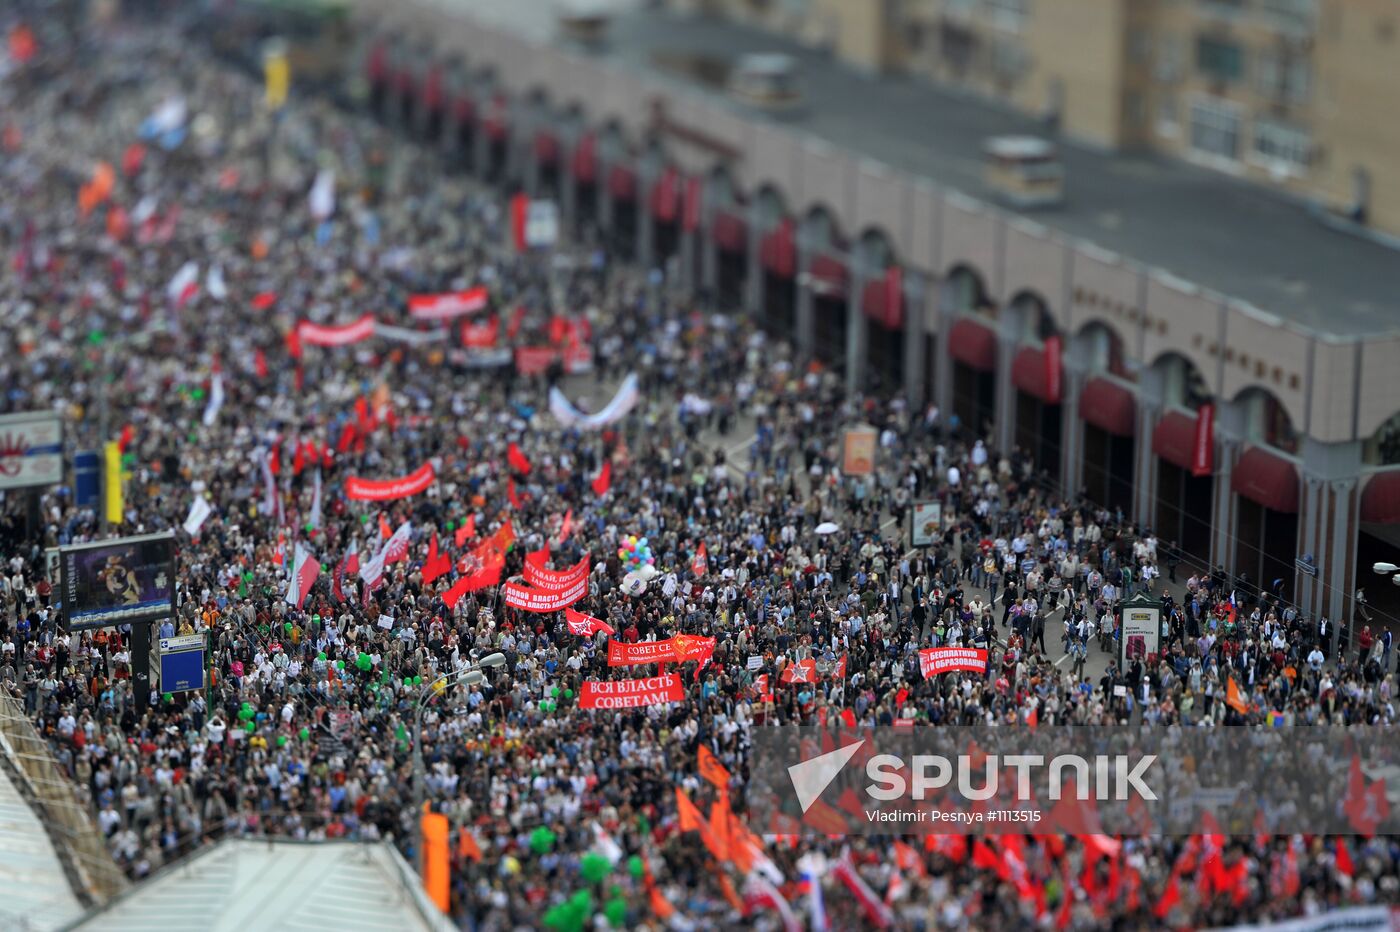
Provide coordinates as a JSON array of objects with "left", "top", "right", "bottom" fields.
[
  {"left": 549, "top": 373, "right": 640, "bottom": 430},
  {"left": 183, "top": 495, "right": 212, "bottom": 537},
  {"left": 0, "top": 412, "right": 63, "bottom": 490},
  {"left": 373, "top": 322, "right": 449, "bottom": 346}
]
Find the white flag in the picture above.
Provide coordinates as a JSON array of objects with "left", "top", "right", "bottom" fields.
[
  {"left": 358, "top": 521, "right": 412, "bottom": 588},
  {"left": 202, "top": 371, "right": 225, "bottom": 427},
  {"left": 309, "top": 169, "right": 336, "bottom": 220},
  {"left": 167, "top": 260, "right": 200, "bottom": 308},
  {"left": 308, "top": 468, "right": 323, "bottom": 530},
  {"left": 183, "top": 495, "right": 213, "bottom": 537},
  {"left": 206, "top": 265, "right": 228, "bottom": 301}
]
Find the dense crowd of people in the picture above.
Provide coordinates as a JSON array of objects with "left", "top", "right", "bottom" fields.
[{"left": 1, "top": 10, "right": 1397, "bottom": 930}]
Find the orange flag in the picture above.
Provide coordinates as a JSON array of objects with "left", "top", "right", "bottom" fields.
[
  {"left": 697, "top": 745, "right": 732, "bottom": 790},
  {"left": 726, "top": 810, "right": 756, "bottom": 873},
  {"left": 675, "top": 787, "right": 705, "bottom": 833},
  {"left": 707, "top": 794, "right": 733, "bottom": 863},
  {"left": 421, "top": 812, "right": 451, "bottom": 912},
  {"left": 644, "top": 854, "right": 675, "bottom": 921},
  {"left": 1226, "top": 677, "right": 1249, "bottom": 715},
  {"left": 458, "top": 826, "right": 482, "bottom": 863}
]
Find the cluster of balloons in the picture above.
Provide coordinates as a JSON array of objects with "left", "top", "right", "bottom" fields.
[{"left": 617, "top": 535, "right": 654, "bottom": 571}]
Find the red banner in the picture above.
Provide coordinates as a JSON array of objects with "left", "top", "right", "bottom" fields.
[
  {"left": 524, "top": 555, "right": 590, "bottom": 591},
  {"left": 511, "top": 192, "right": 529, "bottom": 253},
  {"left": 461, "top": 315, "right": 500, "bottom": 348},
  {"left": 1192, "top": 402, "right": 1215, "bottom": 477},
  {"left": 607, "top": 634, "right": 715, "bottom": 667},
  {"left": 565, "top": 607, "right": 615, "bottom": 637},
  {"left": 502, "top": 574, "right": 587, "bottom": 612},
  {"left": 515, "top": 346, "right": 555, "bottom": 375},
  {"left": 918, "top": 647, "right": 989, "bottom": 678},
  {"left": 578, "top": 675, "right": 683, "bottom": 709},
  {"left": 1044, "top": 334, "right": 1063, "bottom": 404},
  {"left": 344, "top": 462, "right": 436, "bottom": 501},
  {"left": 298, "top": 315, "right": 377, "bottom": 347},
  {"left": 409, "top": 287, "right": 488, "bottom": 321}
]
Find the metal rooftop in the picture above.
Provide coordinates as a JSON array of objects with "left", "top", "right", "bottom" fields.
[{"left": 446, "top": 0, "right": 1400, "bottom": 338}]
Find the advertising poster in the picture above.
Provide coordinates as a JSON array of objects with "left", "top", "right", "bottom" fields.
[
  {"left": 841, "top": 426, "right": 878, "bottom": 477},
  {"left": 910, "top": 500, "right": 942, "bottom": 548},
  {"left": 61, "top": 532, "right": 175, "bottom": 630},
  {"left": 0, "top": 411, "right": 63, "bottom": 490},
  {"left": 1119, "top": 594, "right": 1162, "bottom": 665}
]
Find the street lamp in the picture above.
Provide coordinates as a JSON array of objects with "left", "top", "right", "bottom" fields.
[
  {"left": 413, "top": 652, "right": 507, "bottom": 876},
  {"left": 1372, "top": 563, "right": 1400, "bottom": 586}
]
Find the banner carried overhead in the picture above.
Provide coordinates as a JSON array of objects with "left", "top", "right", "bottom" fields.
[
  {"left": 344, "top": 462, "right": 435, "bottom": 501},
  {"left": 408, "top": 287, "right": 489, "bottom": 321},
  {"left": 297, "top": 315, "right": 377, "bottom": 347},
  {"left": 502, "top": 575, "right": 588, "bottom": 612},
  {"left": 578, "top": 675, "right": 683, "bottom": 709},
  {"left": 918, "top": 647, "right": 988, "bottom": 678},
  {"left": 523, "top": 555, "right": 589, "bottom": 591},
  {"left": 607, "top": 634, "right": 716, "bottom": 667},
  {"left": 549, "top": 373, "right": 640, "bottom": 429}
]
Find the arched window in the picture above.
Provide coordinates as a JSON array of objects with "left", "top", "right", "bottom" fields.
[
  {"left": 946, "top": 266, "right": 990, "bottom": 316},
  {"left": 1011, "top": 292, "right": 1056, "bottom": 342},
  {"left": 1157, "top": 352, "right": 1210, "bottom": 410},
  {"left": 1364, "top": 411, "right": 1400, "bottom": 466},
  {"left": 1238, "top": 387, "right": 1299, "bottom": 455}
]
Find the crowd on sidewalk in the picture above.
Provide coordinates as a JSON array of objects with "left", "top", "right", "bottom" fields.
[{"left": 0, "top": 11, "right": 1396, "bottom": 930}]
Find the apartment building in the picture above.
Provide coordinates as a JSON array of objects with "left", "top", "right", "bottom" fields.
[{"left": 669, "top": 0, "right": 1400, "bottom": 240}]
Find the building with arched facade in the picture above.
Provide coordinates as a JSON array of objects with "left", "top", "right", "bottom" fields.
[{"left": 356, "top": 0, "right": 1400, "bottom": 641}]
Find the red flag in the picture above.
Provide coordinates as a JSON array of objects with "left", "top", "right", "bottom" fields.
[
  {"left": 253, "top": 347, "right": 269, "bottom": 379},
  {"left": 779, "top": 658, "right": 817, "bottom": 684},
  {"left": 972, "top": 840, "right": 1008, "bottom": 879},
  {"left": 117, "top": 423, "right": 136, "bottom": 453},
  {"left": 379, "top": 513, "right": 392, "bottom": 539},
  {"left": 591, "top": 461, "right": 611, "bottom": 496},
  {"left": 692, "top": 541, "right": 708, "bottom": 578},
  {"left": 454, "top": 516, "right": 476, "bottom": 547},
  {"left": 507, "top": 441, "right": 531, "bottom": 474},
  {"left": 122, "top": 142, "right": 146, "bottom": 177},
  {"left": 267, "top": 442, "right": 281, "bottom": 477},
  {"left": 252, "top": 291, "right": 279, "bottom": 311},
  {"left": 285, "top": 326, "right": 302, "bottom": 360},
  {"left": 558, "top": 509, "right": 573, "bottom": 543},
  {"left": 458, "top": 827, "right": 482, "bottom": 864},
  {"left": 507, "top": 478, "right": 522, "bottom": 510},
  {"left": 506, "top": 305, "right": 526, "bottom": 341},
  {"left": 442, "top": 562, "right": 502, "bottom": 608},
  {"left": 292, "top": 442, "right": 307, "bottom": 476},
  {"left": 1153, "top": 875, "right": 1180, "bottom": 919},
  {"left": 565, "top": 607, "right": 615, "bottom": 637},
  {"left": 1335, "top": 838, "right": 1354, "bottom": 878},
  {"left": 1192, "top": 402, "right": 1215, "bottom": 477},
  {"left": 1026, "top": 705, "right": 1039, "bottom": 729}
]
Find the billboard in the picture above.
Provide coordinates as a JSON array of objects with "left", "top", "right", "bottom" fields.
[
  {"left": 60, "top": 532, "right": 176, "bottom": 631},
  {"left": 157, "top": 634, "right": 205, "bottom": 693},
  {"left": 910, "top": 500, "right": 942, "bottom": 548},
  {"left": 841, "top": 426, "right": 878, "bottom": 477},
  {"left": 0, "top": 411, "right": 63, "bottom": 490},
  {"left": 1118, "top": 593, "right": 1162, "bottom": 666}
]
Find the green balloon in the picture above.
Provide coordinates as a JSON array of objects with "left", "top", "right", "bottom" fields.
[
  {"left": 627, "top": 856, "right": 643, "bottom": 879},
  {"left": 404, "top": 678, "right": 412, "bottom": 689},
  {"left": 277, "top": 735, "right": 288, "bottom": 747},
  {"left": 551, "top": 686, "right": 561, "bottom": 698},
  {"left": 563, "top": 689, "right": 574, "bottom": 700},
  {"left": 299, "top": 726, "right": 310, "bottom": 740},
  {"left": 529, "top": 826, "right": 556, "bottom": 854},
  {"left": 604, "top": 898, "right": 627, "bottom": 928},
  {"left": 192, "top": 388, "right": 205, "bottom": 400},
  {"left": 336, "top": 660, "right": 345, "bottom": 669},
  {"left": 244, "top": 571, "right": 255, "bottom": 581},
  {"left": 312, "top": 615, "right": 320, "bottom": 623},
  {"left": 284, "top": 622, "right": 293, "bottom": 633},
  {"left": 360, "top": 514, "right": 369, "bottom": 524},
  {"left": 245, "top": 721, "right": 256, "bottom": 733},
  {"left": 317, "top": 651, "right": 327, "bottom": 661},
  {"left": 356, "top": 654, "right": 372, "bottom": 670},
  {"left": 162, "top": 692, "right": 173, "bottom": 703},
  {"left": 580, "top": 852, "right": 611, "bottom": 884},
  {"left": 413, "top": 675, "right": 422, "bottom": 685}
]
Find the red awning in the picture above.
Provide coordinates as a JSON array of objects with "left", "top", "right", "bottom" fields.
[
  {"left": 453, "top": 95, "right": 475, "bottom": 125},
  {"left": 861, "top": 271, "right": 904, "bottom": 331},
  {"left": 533, "top": 131, "right": 560, "bottom": 165},
  {"left": 760, "top": 220, "right": 795, "bottom": 279},
  {"left": 1360, "top": 470, "right": 1400, "bottom": 524},
  {"left": 424, "top": 66, "right": 443, "bottom": 109},
  {"left": 808, "top": 254, "right": 848, "bottom": 296},
  {"left": 483, "top": 95, "right": 508, "bottom": 141},
  {"left": 1232, "top": 447, "right": 1300, "bottom": 513},
  {"left": 1152, "top": 410, "right": 1196, "bottom": 470},
  {"left": 368, "top": 44, "right": 388, "bottom": 82},
  {"left": 1012, "top": 346, "right": 1057, "bottom": 404},
  {"left": 1080, "top": 377, "right": 1136, "bottom": 436},
  {"left": 608, "top": 164, "right": 637, "bottom": 202},
  {"left": 947, "top": 317, "right": 998, "bottom": 372},
  {"left": 651, "top": 166, "right": 679, "bottom": 222},
  {"left": 572, "top": 133, "right": 596, "bottom": 183},
  {"left": 711, "top": 209, "right": 747, "bottom": 253}
]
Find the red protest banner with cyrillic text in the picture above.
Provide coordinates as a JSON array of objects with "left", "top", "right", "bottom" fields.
[
  {"left": 524, "top": 555, "right": 589, "bottom": 591},
  {"left": 501, "top": 574, "right": 587, "bottom": 612},
  {"left": 918, "top": 647, "right": 989, "bottom": 678},
  {"left": 608, "top": 639, "right": 678, "bottom": 667},
  {"left": 578, "top": 675, "right": 683, "bottom": 709},
  {"left": 344, "top": 462, "right": 436, "bottom": 501}
]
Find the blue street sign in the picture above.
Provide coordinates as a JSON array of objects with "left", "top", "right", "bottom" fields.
[{"left": 159, "top": 647, "right": 205, "bottom": 693}]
